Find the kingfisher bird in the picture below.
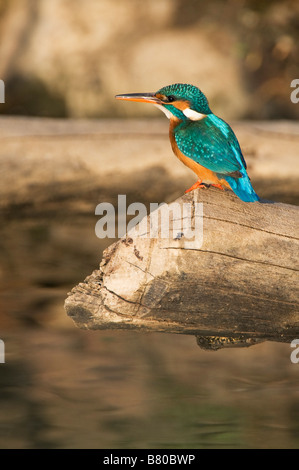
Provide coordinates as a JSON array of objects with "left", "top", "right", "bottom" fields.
[{"left": 115, "top": 83, "right": 259, "bottom": 202}]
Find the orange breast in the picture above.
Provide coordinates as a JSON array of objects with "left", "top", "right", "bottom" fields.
[{"left": 169, "top": 119, "right": 231, "bottom": 189}]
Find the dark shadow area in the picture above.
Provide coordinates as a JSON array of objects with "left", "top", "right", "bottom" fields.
[{"left": 0, "top": 74, "right": 67, "bottom": 117}]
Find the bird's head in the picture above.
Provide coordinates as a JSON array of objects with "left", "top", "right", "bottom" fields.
[{"left": 115, "top": 83, "right": 211, "bottom": 121}]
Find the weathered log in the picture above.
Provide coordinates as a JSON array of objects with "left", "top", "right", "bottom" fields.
[
  {"left": 64, "top": 188, "right": 299, "bottom": 349},
  {"left": 1, "top": 117, "right": 299, "bottom": 214}
]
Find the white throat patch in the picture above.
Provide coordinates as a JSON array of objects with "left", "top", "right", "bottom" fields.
[
  {"left": 183, "top": 108, "right": 206, "bottom": 121},
  {"left": 154, "top": 103, "right": 173, "bottom": 119}
]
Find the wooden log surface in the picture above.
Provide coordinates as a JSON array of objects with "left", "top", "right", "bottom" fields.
[{"left": 65, "top": 188, "right": 299, "bottom": 349}]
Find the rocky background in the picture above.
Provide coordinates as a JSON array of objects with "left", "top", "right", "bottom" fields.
[{"left": 0, "top": 0, "right": 298, "bottom": 120}]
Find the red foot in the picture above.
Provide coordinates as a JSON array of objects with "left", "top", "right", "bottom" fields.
[
  {"left": 185, "top": 179, "right": 207, "bottom": 194},
  {"left": 210, "top": 183, "right": 224, "bottom": 190}
]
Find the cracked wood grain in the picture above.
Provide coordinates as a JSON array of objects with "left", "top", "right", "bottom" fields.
[{"left": 65, "top": 188, "right": 299, "bottom": 349}]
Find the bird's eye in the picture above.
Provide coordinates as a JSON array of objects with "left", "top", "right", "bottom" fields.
[{"left": 167, "top": 95, "right": 175, "bottom": 102}]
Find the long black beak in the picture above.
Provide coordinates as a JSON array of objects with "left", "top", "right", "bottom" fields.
[{"left": 115, "top": 92, "right": 162, "bottom": 104}]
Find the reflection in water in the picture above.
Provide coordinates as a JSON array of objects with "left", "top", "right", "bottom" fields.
[{"left": 0, "top": 215, "right": 299, "bottom": 449}]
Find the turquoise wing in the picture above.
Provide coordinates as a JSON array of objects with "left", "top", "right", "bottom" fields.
[
  {"left": 174, "top": 114, "right": 246, "bottom": 176},
  {"left": 174, "top": 114, "right": 259, "bottom": 202}
]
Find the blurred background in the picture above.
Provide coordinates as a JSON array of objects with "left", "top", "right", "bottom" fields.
[
  {"left": 0, "top": 0, "right": 298, "bottom": 449},
  {"left": 0, "top": 0, "right": 299, "bottom": 120}
]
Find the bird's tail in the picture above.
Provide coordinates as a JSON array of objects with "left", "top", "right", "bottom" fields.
[{"left": 224, "top": 173, "right": 260, "bottom": 202}]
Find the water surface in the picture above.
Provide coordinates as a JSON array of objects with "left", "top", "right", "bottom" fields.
[{"left": 0, "top": 213, "right": 298, "bottom": 449}]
